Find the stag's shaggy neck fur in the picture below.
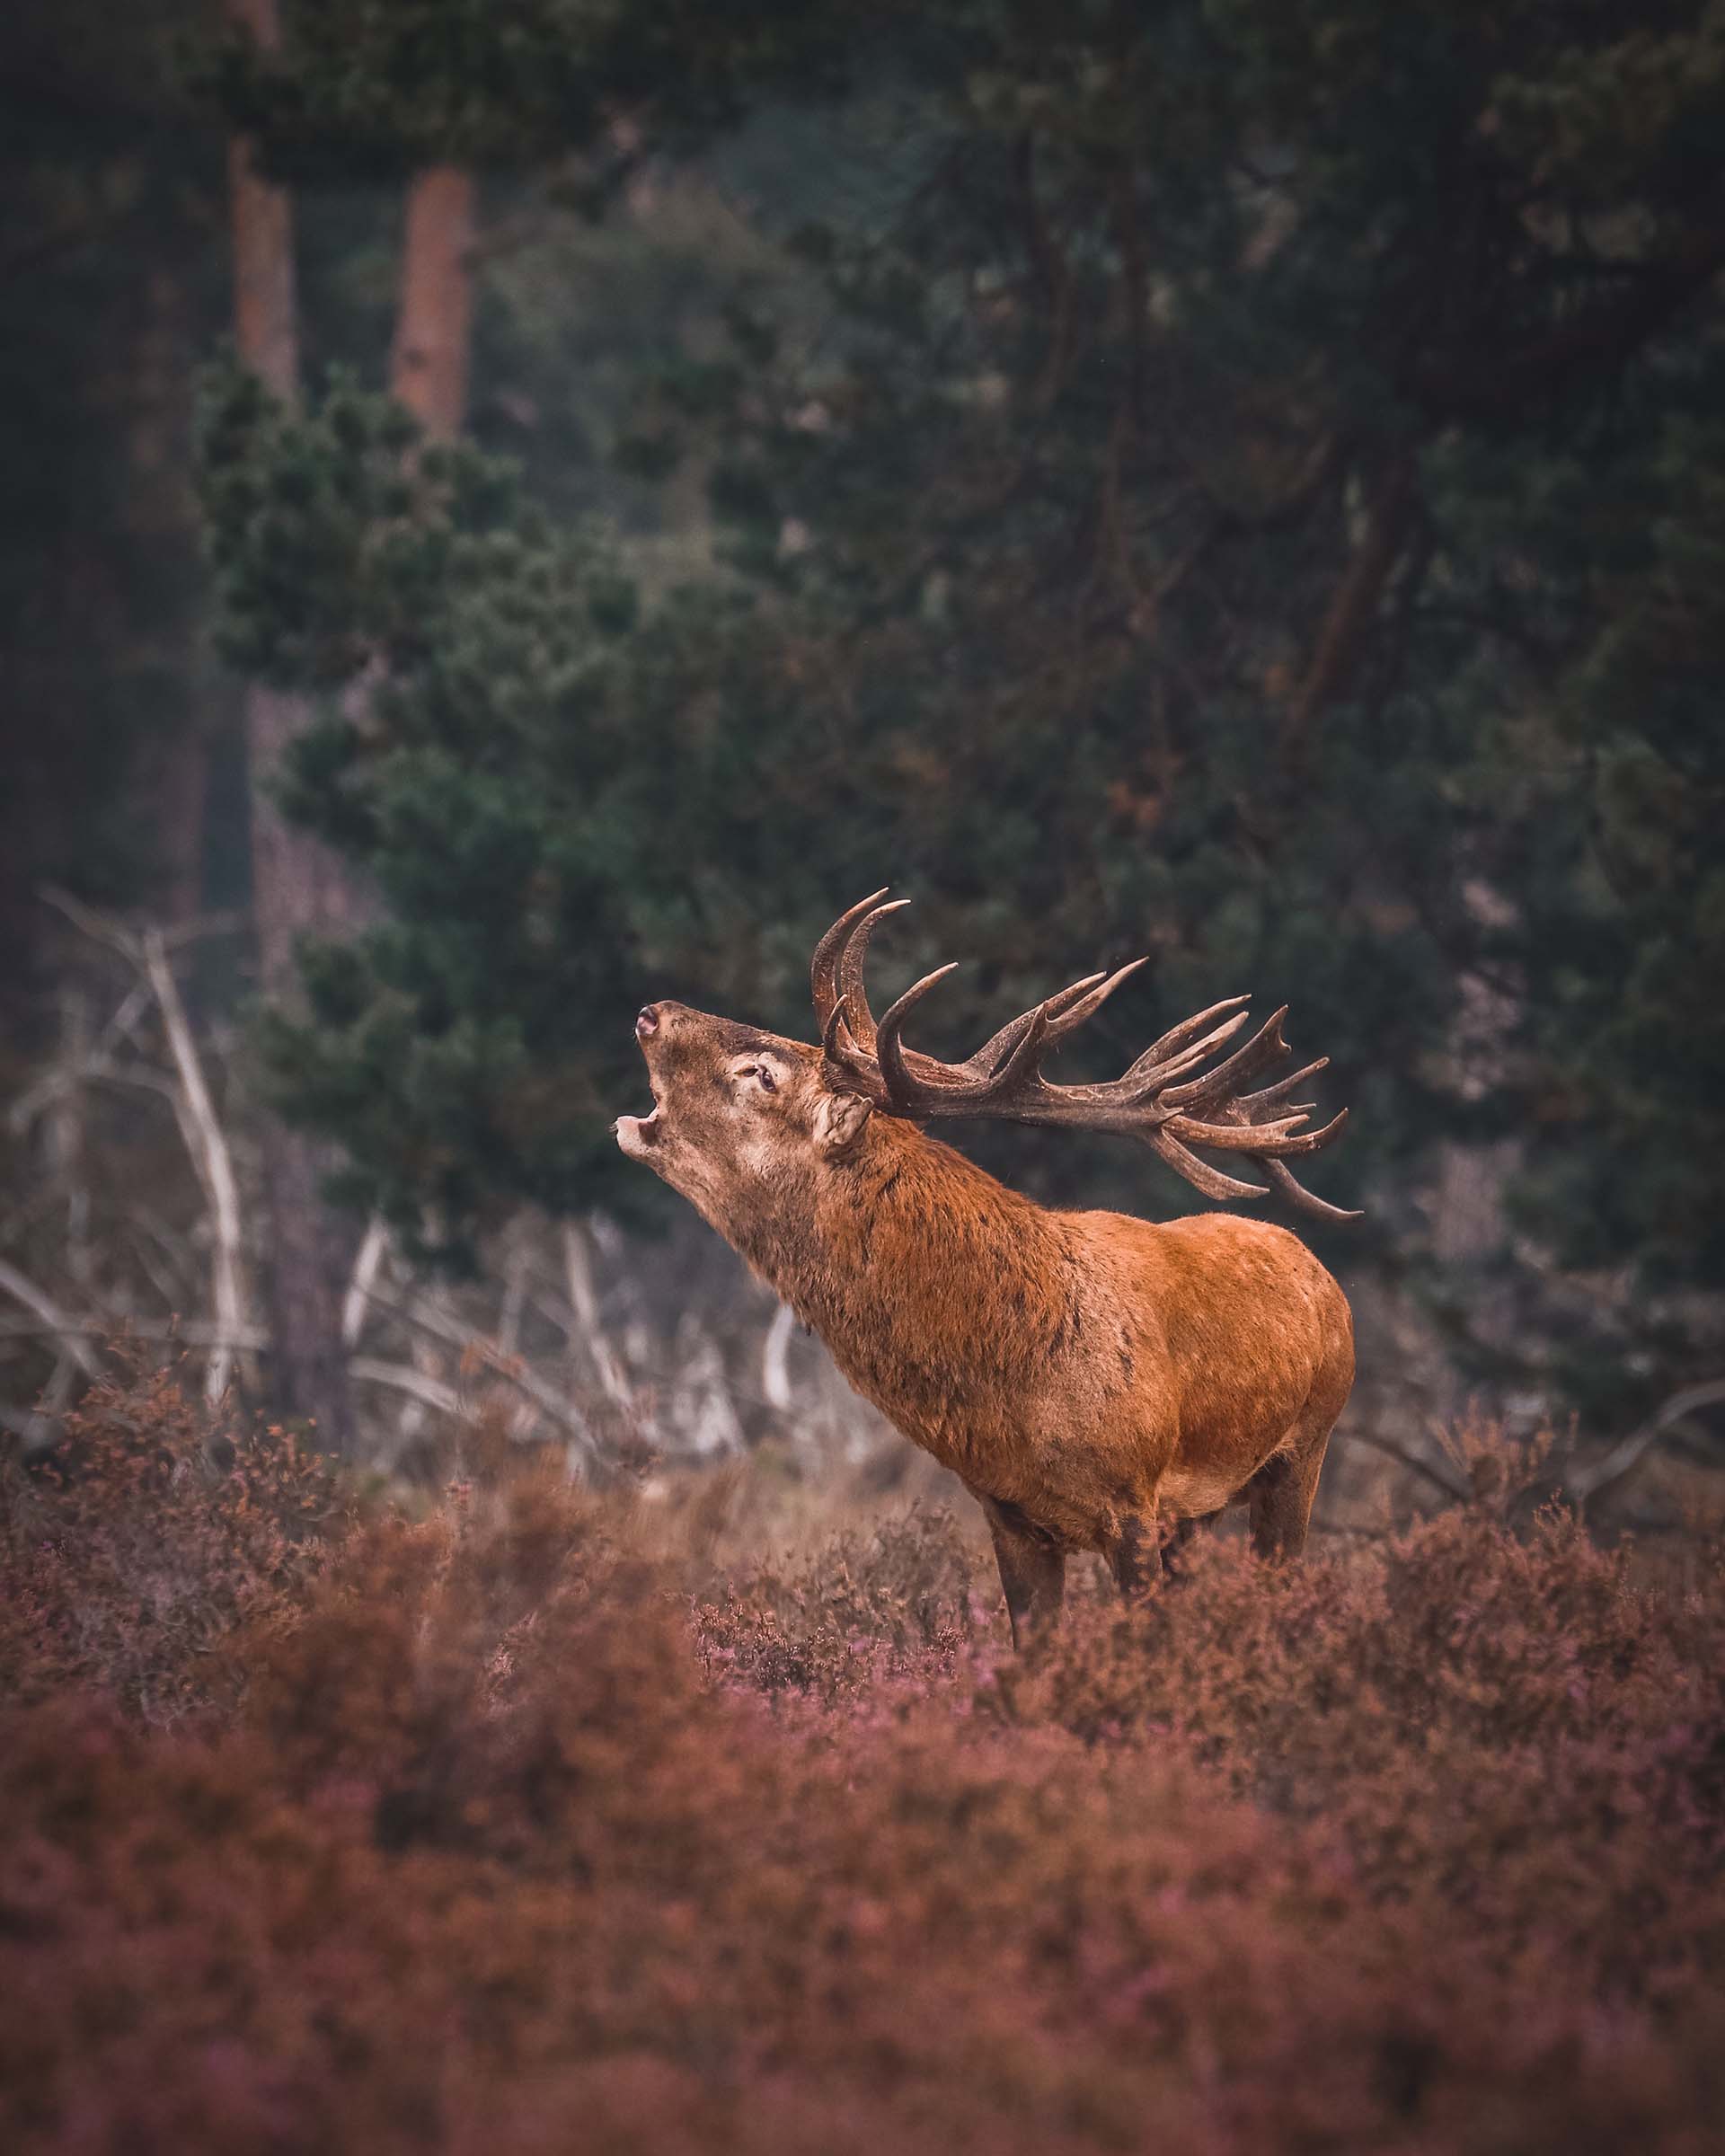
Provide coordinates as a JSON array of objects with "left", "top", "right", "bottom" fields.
[{"left": 703, "top": 1119, "right": 1106, "bottom": 1488}]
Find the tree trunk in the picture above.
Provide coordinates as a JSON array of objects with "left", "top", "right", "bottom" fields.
[
  {"left": 1279, "top": 453, "right": 1417, "bottom": 769},
  {"left": 138, "top": 726, "right": 209, "bottom": 928},
  {"left": 131, "top": 265, "right": 211, "bottom": 929},
  {"left": 391, "top": 166, "right": 476, "bottom": 435},
  {"left": 225, "top": 0, "right": 358, "bottom": 1454}
]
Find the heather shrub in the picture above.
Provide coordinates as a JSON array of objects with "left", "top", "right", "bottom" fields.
[
  {"left": 0, "top": 1357, "right": 336, "bottom": 1721},
  {"left": 991, "top": 1509, "right": 1725, "bottom": 1986},
  {"left": 3, "top": 1374, "right": 1722, "bottom": 2153},
  {"left": 690, "top": 1504, "right": 986, "bottom": 1700}
]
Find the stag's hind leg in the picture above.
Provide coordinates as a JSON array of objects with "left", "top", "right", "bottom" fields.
[
  {"left": 1247, "top": 1390, "right": 1345, "bottom": 1560},
  {"left": 1249, "top": 1296, "right": 1354, "bottom": 1561},
  {"left": 981, "top": 1497, "right": 1066, "bottom": 1648}
]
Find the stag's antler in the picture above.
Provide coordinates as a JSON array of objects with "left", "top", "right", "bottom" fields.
[{"left": 810, "top": 891, "right": 1360, "bottom": 1223}]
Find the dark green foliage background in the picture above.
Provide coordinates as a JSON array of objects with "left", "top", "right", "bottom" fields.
[{"left": 11, "top": 0, "right": 1725, "bottom": 1423}]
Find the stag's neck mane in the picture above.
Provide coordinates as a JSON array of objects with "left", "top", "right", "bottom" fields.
[{"left": 722, "top": 1118, "right": 1082, "bottom": 1425}]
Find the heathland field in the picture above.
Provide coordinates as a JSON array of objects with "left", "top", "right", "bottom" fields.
[{"left": 4, "top": 1367, "right": 1722, "bottom": 2156}]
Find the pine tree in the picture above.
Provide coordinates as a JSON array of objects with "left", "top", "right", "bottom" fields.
[{"left": 199, "top": 0, "right": 1725, "bottom": 1420}]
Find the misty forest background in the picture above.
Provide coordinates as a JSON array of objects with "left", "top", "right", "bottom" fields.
[{"left": 5, "top": 0, "right": 1725, "bottom": 1528}]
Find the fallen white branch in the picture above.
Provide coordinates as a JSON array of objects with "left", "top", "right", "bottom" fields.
[
  {"left": 36, "top": 890, "right": 252, "bottom": 1410},
  {"left": 140, "top": 926, "right": 249, "bottom": 1408},
  {"left": 349, "top": 1355, "right": 463, "bottom": 1419},
  {"left": 562, "top": 1220, "right": 633, "bottom": 1407},
  {"left": 762, "top": 1301, "right": 795, "bottom": 1412},
  {"left": 343, "top": 1215, "right": 389, "bottom": 1348}
]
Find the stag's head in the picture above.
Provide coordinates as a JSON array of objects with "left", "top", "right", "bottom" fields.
[
  {"left": 615, "top": 999, "right": 875, "bottom": 1231},
  {"left": 615, "top": 891, "right": 1360, "bottom": 1224}
]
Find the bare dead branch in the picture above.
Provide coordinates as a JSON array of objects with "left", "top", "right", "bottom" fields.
[
  {"left": 562, "top": 1220, "right": 632, "bottom": 1408},
  {"left": 35, "top": 888, "right": 254, "bottom": 1409},
  {"left": 762, "top": 1301, "right": 796, "bottom": 1413},
  {"left": 361, "top": 1283, "right": 599, "bottom": 1460},
  {"left": 5, "top": 988, "right": 153, "bottom": 1136},
  {"left": 0, "top": 1259, "right": 103, "bottom": 1381},
  {"left": 39, "top": 883, "right": 143, "bottom": 966},
  {"left": 1340, "top": 1427, "right": 1473, "bottom": 1504},
  {"left": 342, "top": 1215, "right": 389, "bottom": 1349},
  {"left": 1565, "top": 1379, "right": 1725, "bottom": 1507},
  {"left": 0, "top": 1316, "right": 270, "bottom": 1352},
  {"left": 349, "top": 1356, "right": 463, "bottom": 1420},
  {"left": 140, "top": 926, "right": 249, "bottom": 1406}
]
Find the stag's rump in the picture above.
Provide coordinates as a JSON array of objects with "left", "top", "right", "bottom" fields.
[{"left": 1066, "top": 1207, "right": 1354, "bottom": 1515}]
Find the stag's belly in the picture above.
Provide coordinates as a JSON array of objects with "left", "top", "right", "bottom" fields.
[{"left": 1155, "top": 1458, "right": 1253, "bottom": 1518}]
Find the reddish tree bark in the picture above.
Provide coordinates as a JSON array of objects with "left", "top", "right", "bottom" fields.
[
  {"left": 391, "top": 166, "right": 476, "bottom": 436},
  {"left": 225, "top": 0, "right": 358, "bottom": 1454}
]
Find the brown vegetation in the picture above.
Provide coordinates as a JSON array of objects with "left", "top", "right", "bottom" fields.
[{"left": 4, "top": 1366, "right": 1722, "bottom": 2154}]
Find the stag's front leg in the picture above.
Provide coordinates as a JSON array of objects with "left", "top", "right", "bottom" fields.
[
  {"left": 980, "top": 1497, "right": 1066, "bottom": 1649},
  {"left": 1162, "top": 1510, "right": 1221, "bottom": 1579},
  {"left": 1102, "top": 1505, "right": 1163, "bottom": 1604}
]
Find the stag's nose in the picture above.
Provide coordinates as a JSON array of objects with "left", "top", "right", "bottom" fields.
[{"left": 635, "top": 1003, "right": 660, "bottom": 1039}]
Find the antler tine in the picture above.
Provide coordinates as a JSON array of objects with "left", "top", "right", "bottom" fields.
[
  {"left": 1164, "top": 1111, "right": 1316, "bottom": 1153},
  {"left": 1042, "top": 957, "right": 1151, "bottom": 1047},
  {"left": 836, "top": 897, "right": 910, "bottom": 1050},
  {"left": 819, "top": 995, "right": 850, "bottom": 1063},
  {"left": 1172, "top": 1106, "right": 1349, "bottom": 1155},
  {"left": 1119, "top": 1009, "right": 1252, "bottom": 1097},
  {"left": 1119, "top": 997, "right": 1252, "bottom": 1086},
  {"left": 958, "top": 969, "right": 1108, "bottom": 1083},
  {"left": 1157, "top": 1007, "right": 1291, "bottom": 1113},
  {"left": 1234, "top": 1057, "right": 1330, "bottom": 1116},
  {"left": 942, "top": 1003, "right": 1048, "bottom": 1086},
  {"left": 873, "top": 964, "right": 964, "bottom": 1109},
  {"left": 810, "top": 889, "right": 890, "bottom": 1033},
  {"left": 973, "top": 998, "right": 1052, "bottom": 1103},
  {"left": 1147, "top": 1130, "right": 1269, "bottom": 1203},
  {"left": 820, "top": 994, "right": 892, "bottom": 1106},
  {"left": 1261, "top": 1156, "right": 1365, "bottom": 1223},
  {"left": 887, "top": 956, "right": 1149, "bottom": 1094},
  {"left": 817, "top": 898, "right": 1063, "bottom": 1098}
]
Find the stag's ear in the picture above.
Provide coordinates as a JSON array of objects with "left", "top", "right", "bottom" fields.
[{"left": 812, "top": 1089, "right": 873, "bottom": 1159}]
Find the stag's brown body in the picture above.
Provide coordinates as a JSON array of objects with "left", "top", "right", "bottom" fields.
[{"left": 617, "top": 896, "right": 1357, "bottom": 1642}]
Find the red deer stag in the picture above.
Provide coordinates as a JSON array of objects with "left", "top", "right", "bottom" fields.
[{"left": 615, "top": 893, "right": 1358, "bottom": 1643}]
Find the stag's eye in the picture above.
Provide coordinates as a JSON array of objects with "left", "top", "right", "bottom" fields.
[{"left": 754, "top": 1065, "right": 777, "bottom": 1093}]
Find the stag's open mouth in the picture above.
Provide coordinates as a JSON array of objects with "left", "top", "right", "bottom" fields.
[{"left": 613, "top": 1100, "right": 663, "bottom": 1156}]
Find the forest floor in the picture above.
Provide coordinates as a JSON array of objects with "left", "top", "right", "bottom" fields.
[{"left": 3, "top": 1362, "right": 1722, "bottom": 2155}]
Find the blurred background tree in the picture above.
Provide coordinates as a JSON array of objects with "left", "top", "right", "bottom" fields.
[
  {"left": 1, "top": 1, "right": 231, "bottom": 989},
  {"left": 5, "top": 0, "right": 1723, "bottom": 1454}
]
